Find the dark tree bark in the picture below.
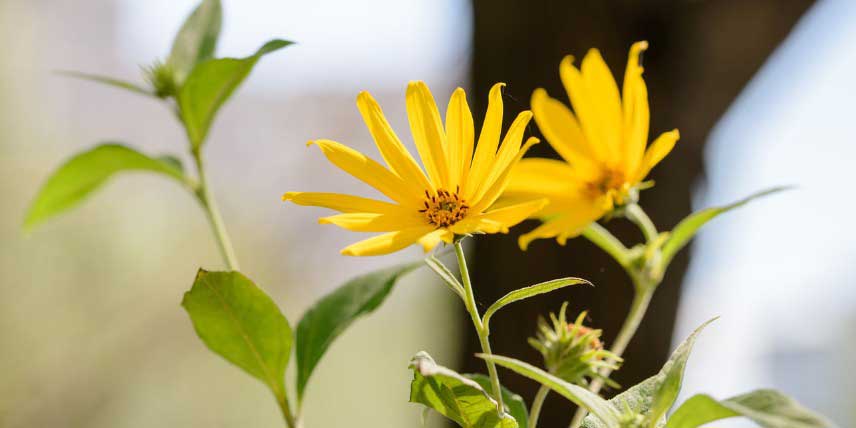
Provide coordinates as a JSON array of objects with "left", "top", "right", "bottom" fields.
[{"left": 464, "top": 0, "right": 814, "bottom": 424}]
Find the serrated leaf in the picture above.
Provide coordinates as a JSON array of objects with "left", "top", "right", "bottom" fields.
[
  {"left": 178, "top": 39, "right": 292, "bottom": 148},
  {"left": 57, "top": 71, "right": 157, "bottom": 98},
  {"left": 466, "top": 373, "right": 528, "bottom": 428},
  {"left": 410, "top": 352, "right": 517, "bottom": 428},
  {"left": 479, "top": 354, "right": 620, "bottom": 428},
  {"left": 660, "top": 187, "right": 789, "bottom": 269},
  {"left": 295, "top": 262, "right": 419, "bottom": 401},
  {"left": 581, "top": 318, "right": 717, "bottom": 428},
  {"left": 666, "top": 389, "right": 834, "bottom": 428},
  {"left": 482, "top": 277, "right": 590, "bottom": 328},
  {"left": 24, "top": 143, "right": 188, "bottom": 231},
  {"left": 182, "top": 270, "right": 292, "bottom": 400},
  {"left": 168, "top": 0, "right": 222, "bottom": 84}
]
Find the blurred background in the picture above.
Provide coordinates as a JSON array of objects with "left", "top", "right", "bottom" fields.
[{"left": 0, "top": 0, "right": 852, "bottom": 427}]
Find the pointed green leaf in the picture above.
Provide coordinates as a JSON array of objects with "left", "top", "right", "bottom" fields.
[
  {"left": 581, "top": 318, "right": 718, "bottom": 428},
  {"left": 465, "top": 373, "right": 528, "bottom": 428},
  {"left": 478, "top": 354, "right": 620, "bottom": 428},
  {"left": 182, "top": 270, "right": 292, "bottom": 399},
  {"left": 666, "top": 389, "right": 834, "bottom": 428},
  {"left": 410, "top": 352, "right": 517, "bottom": 428},
  {"left": 425, "top": 255, "right": 465, "bottom": 299},
  {"left": 660, "top": 187, "right": 789, "bottom": 269},
  {"left": 295, "top": 262, "right": 420, "bottom": 401},
  {"left": 168, "top": 0, "right": 222, "bottom": 84},
  {"left": 482, "top": 278, "right": 591, "bottom": 328},
  {"left": 24, "top": 143, "right": 188, "bottom": 231},
  {"left": 178, "top": 39, "right": 292, "bottom": 148},
  {"left": 57, "top": 71, "right": 158, "bottom": 98}
]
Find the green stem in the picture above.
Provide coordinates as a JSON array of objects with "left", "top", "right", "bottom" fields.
[
  {"left": 276, "top": 390, "right": 298, "bottom": 428},
  {"left": 625, "top": 203, "right": 658, "bottom": 243},
  {"left": 582, "top": 223, "right": 631, "bottom": 268},
  {"left": 453, "top": 241, "right": 505, "bottom": 414},
  {"left": 528, "top": 384, "right": 550, "bottom": 428},
  {"left": 192, "top": 150, "right": 240, "bottom": 271}
]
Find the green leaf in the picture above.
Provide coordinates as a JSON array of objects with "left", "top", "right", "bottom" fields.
[
  {"left": 482, "top": 277, "right": 590, "bottom": 328},
  {"left": 178, "top": 39, "right": 292, "bottom": 149},
  {"left": 182, "top": 270, "right": 292, "bottom": 399},
  {"left": 425, "top": 255, "right": 465, "bottom": 299},
  {"left": 660, "top": 187, "right": 789, "bottom": 269},
  {"left": 410, "top": 352, "right": 517, "bottom": 428},
  {"left": 295, "top": 262, "right": 420, "bottom": 401},
  {"left": 581, "top": 318, "right": 717, "bottom": 428},
  {"left": 167, "top": 0, "right": 222, "bottom": 84},
  {"left": 57, "top": 70, "right": 158, "bottom": 98},
  {"left": 465, "top": 373, "right": 528, "bottom": 428},
  {"left": 666, "top": 389, "right": 834, "bottom": 428},
  {"left": 24, "top": 143, "right": 188, "bottom": 231},
  {"left": 478, "top": 354, "right": 620, "bottom": 428}
]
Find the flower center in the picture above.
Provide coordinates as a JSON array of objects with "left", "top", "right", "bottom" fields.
[{"left": 420, "top": 188, "right": 469, "bottom": 228}]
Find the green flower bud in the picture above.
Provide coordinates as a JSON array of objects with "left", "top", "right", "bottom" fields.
[
  {"left": 143, "top": 60, "right": 178, "bottom": 99},
  {"left": 528, "top": 302, "right": 621, "bottom": 387}
]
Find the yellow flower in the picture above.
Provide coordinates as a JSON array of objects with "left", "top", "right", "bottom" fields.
[
  {"left": 506, "top": 41, "right": 680, "bottom": 250},
  {"left": 283, "top": 81, "right": 546, "bottom": 256}
]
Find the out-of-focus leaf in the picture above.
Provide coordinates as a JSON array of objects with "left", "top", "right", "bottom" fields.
[
  {"left": 479, "top": 354, "right": 620, "bottom": 428},
  {"left": 295, "top": 262, "right": 419, "bottom": 402},
  {"left": 660, "top": 187, "right": 789, "bottom": 269},
  {"left": 182, "top": 270, "right": 292, "bottom": 400},
  {"left": 57, "top": 70, "right": 157, "bottom": 98},
  {"left": 581, "top": 318, "right": 717, "bottom": 428},
  {"left": 24, "top": 143, "right": 187, "bottom": 231},
  {"left": 482, "top": 277, "right": 590, "bottom": 328},
  {"left": 410, "top": 352, "right": 517, "bottom": 428},
  {"left": 178, "top": 39, "right": 292, "bottom": 149},
  {"left": 466, "top": 373, "right": 528, "bottom": 428},
  {"left": 168, "top": 0, "right": 222, "bottom": 84},
  {"left": 666, "top": 389, "right": 834, "bottom": 428}
]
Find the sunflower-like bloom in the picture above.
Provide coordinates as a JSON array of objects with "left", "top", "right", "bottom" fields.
[
  {"left": 283, "top": 82, "right": 546, "bottom": 256},
  {"left": 506, "top": 42, "right": 680, "bottom": 250}
]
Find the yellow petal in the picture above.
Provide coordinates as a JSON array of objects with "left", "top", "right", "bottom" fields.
[
  {"left": 580, "top": 49, "right": 622, "bottom": 159},
  {"left": 445, "top": 87, "right": 475, "bottom": 192},
  {"left": 418, "top": 229, "right": 454, "bottom": 252},
  {"left": 470, "top": 136, "right": 540, "bottom": 213},
  {"left": 308, "top": 139, "right": 419, "bottom": 207},
  {"left": 464, "top": 82, "right": 505, "bottom": 200},
  {"left": 505, "top": 157, "right": 584, "bottom": 199},
  {"left": 319, "top": 212, "right": 425, "bottom": 232},
  {"left": 282, "top": 192, "right": 401, "bottom": 214},
  {"left": 340, "top": 225, "right": 436, "bottom": 256},
  {"left": 635, "top": 129, "right": 679, "bottom": 181},
  {"left": 530, "top": 89, "right": 599, "bottom": 178},
  {"left": 471, "top": 111, "right": 533, "bottom": 204},
  {"left": 356, "top": 91, "right": 433, "bottom": 193},
  {"left": 518, "top": 201, "right": 605, "bottom": 250},
  {"left": 450, "top": 198, "right": 547, "bottom": 235},
  {"left": 560, "top": 56, "right": 611, "bottom": 163},
  {"left": 621, "top": 41, "right": 649, "bottom": 175},
  {"left": 406, "top": 81, "right": 449, "bottom": 189}
]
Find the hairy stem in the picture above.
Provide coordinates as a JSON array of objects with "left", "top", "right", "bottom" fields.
[
  {"left": 528, "top": 384, "right": 550, "bottom": 428},
  {"left": 192, "top": 150, "right": 240, "bottom": 271},
  {"left": 454, "top": 241, "right": 505, "bottom": 414}
]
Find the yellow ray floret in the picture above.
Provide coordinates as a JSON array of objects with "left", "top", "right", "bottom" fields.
[
  {"left": 506, "top": 41, "right": 680, "bottom": 250},
  {"left": 283, "top": 81, "right": 547, "bottom": 256}
]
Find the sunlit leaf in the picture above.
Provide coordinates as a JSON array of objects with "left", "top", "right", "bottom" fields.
[
  {"left": 168, "top": 0, "right": 222, "bottom": 84},
  {"left": 479, "top": 354, "right": 620, "bottom": 428},
  {"left": 182, "top": 270, "right": 291, "bottom": 400},
  {"left": 295, "top": 262, "right": 419, "bottom": 401},
  {"left": 666, "top": 389, "right": 834, "bottom": 428},
  {"left": 482, "top": 277, "right": 590, "bottom": 328},
  {"left": 466, "top": 373, "right": 528, "bottom": 428},
  {"left": 410, "top": 352, "right": 517, "bottom": 428},
  {"left": 57, "top": 71, "right": 157, "bottom": 98},
  {"left": 660, "top": 187, "right": 789, "bottom": 269},
  {"left": 24, "top": 143, "right": 188, "bottom": 231},
  {"left": 178, "top": 39, "right": 292, "bottom": 149}
]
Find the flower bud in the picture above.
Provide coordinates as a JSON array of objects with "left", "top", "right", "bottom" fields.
[
  {"left": 528, "top": 302, "right": 621, "bottom": 387},
  {"left": 144, "top": 61, "right": 178, "bottom": 99}
]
